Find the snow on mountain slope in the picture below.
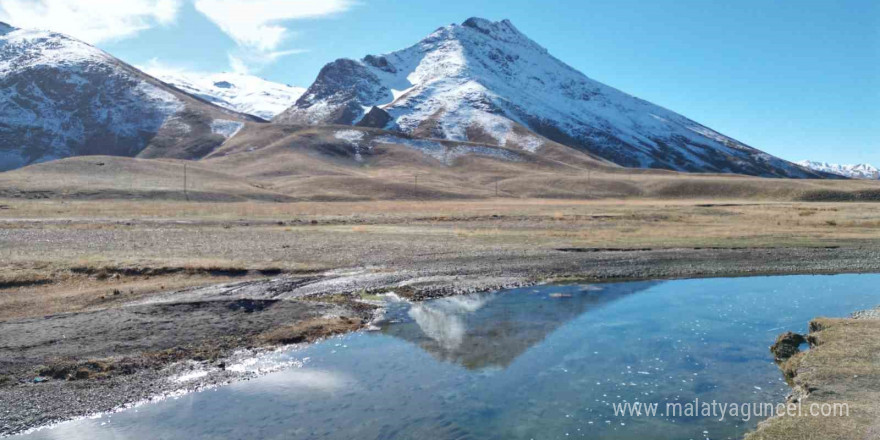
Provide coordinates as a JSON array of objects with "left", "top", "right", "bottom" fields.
[
  {"left": 145, "top": 69, "right": 305, "bottom": 120},
  {"left": 276, "top": 17, "right": 823, "bottom": 178},
  {"left": 0, "top": 22, "right": 256, "bottom": 171},
  {"left": 797, "top": 161, "right": 878, "bottom": 179}
]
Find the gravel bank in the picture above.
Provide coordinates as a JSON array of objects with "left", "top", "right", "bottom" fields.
[{"left": 3, "top": 245, "right": 880, "bottom": 435}]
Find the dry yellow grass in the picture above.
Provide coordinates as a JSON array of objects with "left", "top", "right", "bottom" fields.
[
  {"left": 746, "top": 317, "right": 880, "bottom": 440},
  {"left": 4, "top": 198, "right": 880, "bottom": 250},
  {"left": 0, "top": 255, "right": 326, "bottom": 320},
  {"left": 2, "top": 197, "right": 879, "bottom": 323}
]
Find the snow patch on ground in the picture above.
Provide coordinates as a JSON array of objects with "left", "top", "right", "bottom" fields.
[
  {"left": 210, "top": 120, "right": 244, "bottom": 139},
  {"left": 373, "top": 135, "right": 522, "bottom": 165},
  {"left": 504, "top": 131, "right": 544, "bottom": 153},
  {"left": 334, "top": 130, "right": 370, "bottom": 162},
  {"left": 334, "top": 130, "right": 365, "bottom": 143},
  {"left": 374, "top": 135, "right": 447, "bottom": 162},
  {"left": 136, "top": 82, "right": 184, "bottom": 119}
]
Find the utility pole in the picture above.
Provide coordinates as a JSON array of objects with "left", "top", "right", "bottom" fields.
[
  {"left": 495, "top": 180, "right": 499, "bottom": 197},
  {"left": 414, "top": 174, "right": 418, "bottom": 195},
  {"left": 183, "top": 163, "right": 189, "bottom": 201}
]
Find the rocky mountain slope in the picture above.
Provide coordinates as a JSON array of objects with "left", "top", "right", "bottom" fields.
[
  {"left": 796, "top": 161, "right": 878, "bottom": 179},
  {"left": 276, "top": 18, "right": 824, "bottom": 178},
  {"left": 0, "top": 21, "right": 258, "bottom": 171},
  {"left": 146, "top": 69, "right": 305, "bottom": 120}
]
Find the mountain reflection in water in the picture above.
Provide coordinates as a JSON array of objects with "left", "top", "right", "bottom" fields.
[
  {"left": 381, "top": 281, "right": 659, "bottom": 369},
  {"left": 16, "top": 275, "right": 880, "bottom": 440}
]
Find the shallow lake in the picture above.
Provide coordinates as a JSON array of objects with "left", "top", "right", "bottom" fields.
[{"left": 17, "top": 274, "right": 880, "bottom": 440}]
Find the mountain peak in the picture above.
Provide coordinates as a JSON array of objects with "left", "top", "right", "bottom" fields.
[
  {"left": 144, "top": 68, "right": 306, "bottom": 120},
  {"left": 274, "top": 18, "right": 825, "bottom": 178},
  {"left": 797, "top": 160, "right": 878, "bottom": 179},
  {"left": 461, "top": 17, "right": 514, "bottom": 33},
  {"left": 453, "top": 17, "right": 539, "bottom": 50},
  {"left": 0, "top": 21, "right": 260, "bottom": 171}
]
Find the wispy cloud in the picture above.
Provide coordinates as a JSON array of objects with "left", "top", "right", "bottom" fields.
[
  {"left": 193, "top": 0, "right": 352, "bottom": 51},
  {"left": 0, "top": 0, "right": 354, "bottom": 73},
  {"left": 193, "top": 0, "right": 352, "bottom": 72},
  {"left": 0, "top": 0, "right": 182, "bottom": 44}
]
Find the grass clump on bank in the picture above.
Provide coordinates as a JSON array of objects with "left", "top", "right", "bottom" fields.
[{"left": 747, "top": 314, "right": 880, "bottom": 440}]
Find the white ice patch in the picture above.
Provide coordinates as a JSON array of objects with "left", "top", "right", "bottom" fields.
[
  {"left": 210, "top": 119, "right": 244, "bottom": 139},
  {"left": 334, "top": 129, "right": 370, "bottom": 162},
  {"left": 172, "top": 370, "right": 209, "bottom": 383},
  {"left": 226, "top": 352, "right": 305, "bottom": 376}
]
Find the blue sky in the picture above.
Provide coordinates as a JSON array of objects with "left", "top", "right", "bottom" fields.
[{"left": 1, "top": 0, "right": 877, "bottom": 165}]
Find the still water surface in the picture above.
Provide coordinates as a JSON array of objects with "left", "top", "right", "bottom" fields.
[{"left": 18, "top": 274, "right": 880, "bottom": 440}]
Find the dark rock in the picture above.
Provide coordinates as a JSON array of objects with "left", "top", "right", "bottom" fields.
[
  {"left": 363, "top": 55, "right": 396, "bottom": 73},
  {"left": 356, "top": 107, "right": 393, "bottom": 129}
]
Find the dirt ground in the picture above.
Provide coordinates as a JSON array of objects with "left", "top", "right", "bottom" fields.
[{"left": 2, "top": 198, "right": 880, "bottom": 436}]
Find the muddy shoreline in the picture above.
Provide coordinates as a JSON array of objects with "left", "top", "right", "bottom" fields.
[{"left": 3, "top": 246, "right": 880, "bottom": 436}]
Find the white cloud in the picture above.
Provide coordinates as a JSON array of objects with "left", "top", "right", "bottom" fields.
[
  {"left": 194, "top": 0, "right": 352, "bottom": 72},
  {"left": 0, "top": 0, "right": 353, "bottom": 73},
  {"left": 0, "top": 0, "right": 182, "bottom": 44},
  {"left": 228, "top": 54, "right": 250, "bottom": 75},
  {"left": 193, "top": 0, "right": 352, "bottom": 51}
]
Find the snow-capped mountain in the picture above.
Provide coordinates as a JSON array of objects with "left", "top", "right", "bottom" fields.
[
  {"left": 145, "top": 69, "right": 305, "bottom": 120},
  {"left": 276, "top": 17, "right": 823, "bottom": 178},
  {"left": 0, "top": 21, "right": 256, "bottom": 171},
  {"left": 797, "top": 161, "right": 879, "bottom": 179}
]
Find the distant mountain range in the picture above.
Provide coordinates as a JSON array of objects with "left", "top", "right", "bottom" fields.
[
  {"left": 0, "top": 21, "right": 257, "bottom": 171},
  {"left": 145, "top": 69, "right": 306, "bottom": 121},
  {"left": 0, "top": 17, "right": 833, "bottom": 179},
  {"left": 796, "top": 161, "right": 879, "bottom": 179},
  {"left": 276, "top": 18, "right": 824, "bottom": 178}
]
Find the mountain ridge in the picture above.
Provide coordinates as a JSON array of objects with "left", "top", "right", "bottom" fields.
[
  {"left": 276, "top": 17, "right": 825, "bottom": 179},
  {"left": 797, "top": 160, "right": 878, "bottom": 179},
  {"left": 0, "top": 22, "right": 258, "bottom": 171},
  {"left": 145, "top": 69, "right": 306, "bottom": 120}
]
